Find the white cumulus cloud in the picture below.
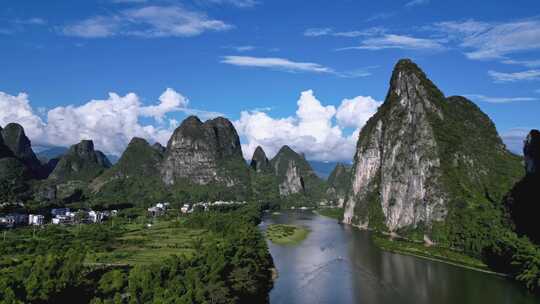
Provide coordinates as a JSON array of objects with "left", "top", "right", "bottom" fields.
[
  {"left": 234, "top": 90, "right": 381, "bottom": 162},
  {"left": 336, "top": 96, "right": 382, "bottom": 128},
  {"left": 0, "top": 89, "right": 219, "bottom": 156},
  {"left": 140, "top": 88, "right": 189, "bottom": 121},
  {"left": 0, "top": 92, "right": 46, "bottom": 139}
]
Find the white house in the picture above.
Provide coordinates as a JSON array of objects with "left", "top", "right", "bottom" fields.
[
  {"left": 0, "top": 215, "right": 15, "bottom": 228},
  {"left": 88, "top": 211, "right": 103, "bottom": 223},
  {"left": 180, "top": 204, "right": 191, "bottom": 214},
  {"left": 148, "top": 206, "right": 164, "bottom": 217},
  {"left": 156, "top": 202, "right": 170, "bottom": 210},
  {"left": 29, "top": 214, "right": 45, "bottom": 226},
  {"left": 52, "top": 214, "right": 74, "bottom": 225}
]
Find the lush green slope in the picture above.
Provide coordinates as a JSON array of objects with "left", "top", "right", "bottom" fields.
[{"left": 0, "top": 204, "right": 273, "bottom": 303}]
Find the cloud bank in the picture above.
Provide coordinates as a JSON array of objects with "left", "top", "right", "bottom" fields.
[{"left": 0, "top": 89, "right": 220, "bottom": 156}]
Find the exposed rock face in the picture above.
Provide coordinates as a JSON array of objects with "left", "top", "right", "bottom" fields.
[
  {"left": 270, "top": 145, "right": 325, "bottom": 198},
  {"left": 160, "top": 116, "right": 247, "bottom": 187},
  {"left": 505, "top": 129, "right": 540, "bottom": 243},
  {"left": 1, "top": 123, "right": 44, "bottom": 177},
  {"left": 344, "top": 59, "right": 446, "bottom": 231},
  {"left": 343, "top": 59, "right": 522, "bottom": 240},
  {"left": 152, "top": 142, "right": 166, "bottom": 154},
  {"left": 326, "top": 163, "right": 351, "bottom": 207},
  {"left": 250, "top": 146, "right": 271, "bottom": 173},
  {"left": 524, "top": 130, "right": 540, "bottom": 175},
  {"left": 279, "top": 160, "right": 305, "bottom": 195},
  {"left": 49, "top": 140, "right": 111, "bottom": 182}
]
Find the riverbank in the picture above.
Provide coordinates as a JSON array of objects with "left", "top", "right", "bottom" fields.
[
  {"left": 266, "top": 224, "right": 310, "bottom": 245},
  {"left": 315, "top": 208, "right": 343, "bottom": 220},
  {"left": 373, "top": 235, "right": 506, "bottom": 276}
]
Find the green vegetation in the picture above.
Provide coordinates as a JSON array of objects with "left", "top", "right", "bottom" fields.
[
  {"left": 0, "top": 204, "right": 274, "bottom": 303},
  {"left": 326, "top": 164, "right": 351, "bottom": 196},
  {"left": 317, "top": 208, "right": 343, "bottom": 220},
  {"left": 49, "top": 142, "right": 110, "bottom": 183},
  {"left": 373, "top": 235, "right": 489, "bottom": 272},
  {"left": 0, "top": 158, "right": 29, "bottom": 202},
  {"left": 89, "top": 219, "right": 210, "bottom": 265},
  {"left": 266, "top": 224, "right": 310, "bottom": 245}
]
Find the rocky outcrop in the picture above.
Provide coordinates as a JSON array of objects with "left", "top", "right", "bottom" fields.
[
  {"left": 279, "top": 160, "right": 305, "bottom": 195},
  {"left": 343, "top": 59, "right": 522, "bottom": 241},
  {"left": 250, "top": 146, "right": 271, "bottom": 173},
  {"left": 344, "top": 59, "right": 446, "bottom": 230},
  {"left": 1, "top": 123, "right": 44, "bottom": 178},
  {"left": 505, "top": 130, "right": 540, "bottom": 243},
  {"left": 160, "top": 116, "right": 248, "bottom": 188},
  {"left": 152, "top": 142, "right": 166, "bottom": 154},
  {"left": 326, "top": 163, "right": 351, "bottom": 207},
  {"left": 270, "top": 145, "right": 325, "bottom": 198},
  {"left": 49, "top": 140, "right": 111, "bottom": 182},
  {"left": 524, "top": 130, "right": 540, "bottom": 175}
]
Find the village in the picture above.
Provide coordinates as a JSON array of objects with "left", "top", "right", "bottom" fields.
[
  {"left": 0, "top": 200, "right": 248, "bottom": 229},
  {"left": 0, "top": 208, "right": 118, "bottom": 229}
]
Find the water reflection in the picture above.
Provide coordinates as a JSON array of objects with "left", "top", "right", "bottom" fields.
[{"left": 262, "top": 211, "right": 539, "bottom": 304}]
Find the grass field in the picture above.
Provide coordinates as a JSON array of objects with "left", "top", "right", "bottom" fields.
[
  {"left": 87, "top": 219, "right": 215, "bottom": 265},
  {"left": 266, "top": 224, "right": 310, "bottom": 245},
  {"left": 373, "top": 235, "right": 493, "bottom": 273},
  {"left": 316, "top": 208, "right": 343, "bottom": 220}
]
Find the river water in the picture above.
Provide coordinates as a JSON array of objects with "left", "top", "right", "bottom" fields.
[{"left": 260, "top": 210, "right": 539, "bottom": 304}]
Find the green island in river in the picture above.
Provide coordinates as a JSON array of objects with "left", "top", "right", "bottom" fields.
[{"left": 266, "top": 224, "right": 310, "bottom": 245}]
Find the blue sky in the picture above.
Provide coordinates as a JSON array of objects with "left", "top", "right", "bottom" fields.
[{"left": 1, "top": 0, "right": 539, "bottom": 161}]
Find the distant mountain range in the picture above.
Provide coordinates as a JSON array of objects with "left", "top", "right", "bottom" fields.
[
  {"left": 308, "top": 160, "right": 351, "bottom": 180},
  {"left": 35, "top": 146, "right": 120, "bottom": 164}
]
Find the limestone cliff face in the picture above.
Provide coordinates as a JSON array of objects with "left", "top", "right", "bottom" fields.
[
  {"left": 1, "top": 123, "right": 44, "bottom": 178},
  {"left": 49, "top": 140, "right": 111, "bottom": 182},
  {"left": 250, "top": 146, "right": 271, "bottom": 173},
  {"left": 343, "top": 59, "right": 521, "bottom": 239},
  {"left": 160, "top": 116, "right": 247, "bottom": 187},
  {"left": 326, "top": 163, "right": 351, "bottom": 207},
  {"left": 344, "top": 59, "right": 446, "bottom": 231},
  {"left": 279, "top": 160, "right": 304, "bottom": 195},
  {"left": 270, "top": 145, "right": 325, "bottom": 198}
]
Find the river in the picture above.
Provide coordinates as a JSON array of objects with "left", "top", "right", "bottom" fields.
[{"left": 260, "top": 210, "right": 539, "bottom": 304}]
